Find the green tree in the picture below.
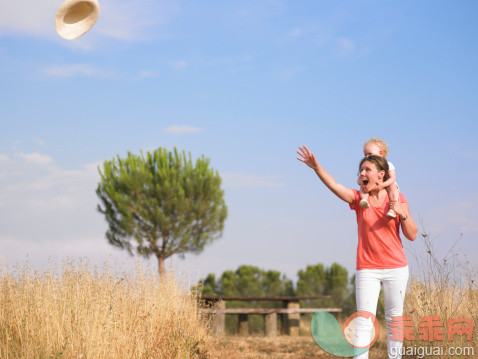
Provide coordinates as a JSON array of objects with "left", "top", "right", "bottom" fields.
[
  {"left": 200, "top": 274, "right": 219, "bottom": 296},
  {"left": 342, "top": 274, "right": 357, "bottom": 315},
  {"left": 199, "top": 265, "right": 294, "bottom": 298},
  {"left": 325, "top": 262, "right": 350, "bottom": 306},
  {"left": 233, "top": 265, "right": 267, "bottom": 297},
  {"left": 263, "top": 270, "right": 294, "bottom": 297},
  {"left": 296, "top": 263, "right": 352, "bottom": 310},
  {"left": 296, "top": 263, "right": 326, "bottom": 296},
  {"left": 96, "top": 147, "right": 227, "bottom": 277}
]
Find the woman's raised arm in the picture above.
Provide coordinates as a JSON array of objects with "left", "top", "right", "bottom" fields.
[{"left": 297, "top": 146, "right": 355, "bottom": 204}]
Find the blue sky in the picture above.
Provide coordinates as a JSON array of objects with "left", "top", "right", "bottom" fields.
[{"left": 1, "top": 0, "right": 477, "bottom": 283}]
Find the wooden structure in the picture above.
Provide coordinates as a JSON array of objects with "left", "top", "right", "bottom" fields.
[{"left": 200, "top": 296, "right": 341, "bottom": 337}]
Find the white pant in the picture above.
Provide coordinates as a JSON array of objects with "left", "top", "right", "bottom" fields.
[{"left": 354, "top": 266, "right": 409, "bottom": 359}]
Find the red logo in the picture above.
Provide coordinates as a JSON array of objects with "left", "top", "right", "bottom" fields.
[{"left": 341, "top": 311, "right": 380, "bottom": 349}]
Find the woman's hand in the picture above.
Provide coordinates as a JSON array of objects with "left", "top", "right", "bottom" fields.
[
  {"left": 297, "top": 145, "right": 354, "bottom": 204},
  {"left": 297, "top": 146, "right": 319, "bottom": 170}
]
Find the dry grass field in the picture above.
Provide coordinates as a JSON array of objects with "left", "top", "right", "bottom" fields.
[
  {"left": 0, "top": 260, "right": 389, "bottom": 359},
  {"left": 1, "top": 232, "right": 476, "bottom": 359},
  {"left": 208, "top": 332, "right": 388, "bottom": 358},
  {"left": 0, "top": 260, "right": 213, "bottom": 358}
]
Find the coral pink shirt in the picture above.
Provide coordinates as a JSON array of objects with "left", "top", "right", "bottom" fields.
[{"left": 349, "top": 190, "right": 408, "bottom": 270}]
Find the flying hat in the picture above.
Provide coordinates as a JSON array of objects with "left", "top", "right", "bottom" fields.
[{"left": 55, "top": 0, "right": 100, "bottom": 40}]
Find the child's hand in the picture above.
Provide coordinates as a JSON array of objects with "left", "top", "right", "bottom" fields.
[{"left": 390, "top": 201, "right": 406, "bottom": 218}]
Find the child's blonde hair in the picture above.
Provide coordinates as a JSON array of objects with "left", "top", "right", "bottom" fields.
[{"left": 363, "top": 137, "right": 389, "bottom": 158}]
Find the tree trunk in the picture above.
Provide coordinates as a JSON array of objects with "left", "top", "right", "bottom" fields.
[{"left": 157, "top": 254, "right": 166, "bottom": 277}]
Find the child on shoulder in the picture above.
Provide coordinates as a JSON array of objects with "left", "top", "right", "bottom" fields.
[{"left": 358, "top": 137, "right": 399, "bottom": 218}]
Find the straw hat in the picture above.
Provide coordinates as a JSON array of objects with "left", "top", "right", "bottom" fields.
[{"left": 55, "top": 0, "right": 100, "bottom": 40}]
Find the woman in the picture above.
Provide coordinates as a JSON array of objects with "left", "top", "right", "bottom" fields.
[{"left": 297, "top": 146, "right": 417, "bottom": 359}]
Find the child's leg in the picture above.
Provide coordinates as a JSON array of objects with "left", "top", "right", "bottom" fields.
[
  {"left": 359, "top": 188, "right": 370, "bottom": 209},
  {"left": 387, "top": 184, "right": 399, "bottom": 203},
  {"left": 386, "top": 184, "right": 399, "bottom": 217},
  {"left": 357, "top": 177, "right": 370, "bottom": 208}
]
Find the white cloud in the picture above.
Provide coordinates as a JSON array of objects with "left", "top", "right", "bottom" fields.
[
  {"left": 460, "top": 151, "right": 478, "bottom": 160},
  {"left": 165, "top": 126, "right": 202, "bottom": 134},
  {"left": 0, "top": 154, "right": 9, "bottom": 164},
  {"left": 33, "top": 138, "right": 45, "bottom": 146},
  {"left": 422, "top": 197, "right": 478, "bottom": 237},
  {"left": 275, "top": 67, "right": 305, "bottom": 81},
  {"left": 336, "top": 37, "right": 355, "bottom": 56},
  {"left": 288, "top": 28, "right": 302, "bottom": 38},
  {"left": 42, "top": 63, "right": 116, "bottom": 78},
  {"left": 138, "top": 70, "right": 160, "bottom": 79},
  {"left": 282, "top": 22, "right": 332, "bottom": 47},
  {"left": 0, "top": 0, "right": 59, "bottom": 38},
  {"left": 96, "top": 0, "right": 158, "bottom": 41},
  {"left": 43, "top": 64, "right": 94, "bottom": 77},
  {"left": 15, "top": 152, "right": 55, "bottom": 166},
  {"left": 221, "top": 173, "right": 285, "bottom": 188},
  {"left": 0, "top": 236, "right": 150, "bottom": 272},
  {"left": 201, "top": 53, "right": 256, "bottom": 70},
  {"left": 0, "top": 153, "right": 103, "bottom": 243},
  {"left": 98, "top": 0, "right": 178, "bottom": 42},
  {"left": 170, "top": 60, "right": 188, "bottom": 70}
]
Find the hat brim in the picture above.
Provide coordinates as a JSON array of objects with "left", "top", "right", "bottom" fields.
[{"left": 55, "top": 0, "right": 100, "bottom": 40}]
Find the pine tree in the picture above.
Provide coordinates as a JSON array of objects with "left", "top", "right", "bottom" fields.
[
  {"left": 96, "top": 147, "right": 227, "bottom": 276},
  {"left": 296, "top": 263, "right": 327, "bottom": 296}
]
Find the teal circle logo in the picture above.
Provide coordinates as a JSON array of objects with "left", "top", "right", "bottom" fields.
[{"left": 311, "top": 310, "right": 380, "bottom": 357}]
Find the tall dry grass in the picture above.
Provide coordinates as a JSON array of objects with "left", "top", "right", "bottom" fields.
[
  {"left": 0, "top": 259, "right": 213, "bottom": 358},
  {"left": 403, "top": 231, "right": 478, "bottom": 357}
]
